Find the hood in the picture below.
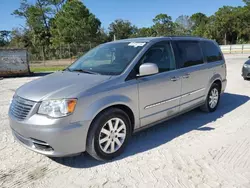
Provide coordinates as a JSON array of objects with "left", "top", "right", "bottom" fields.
[{"left": 16, "top": 71, "right": 111, "bottom": 101}]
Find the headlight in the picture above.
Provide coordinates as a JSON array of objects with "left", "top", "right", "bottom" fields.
[
  {"left": 38, "top": 99, "right": 77, "bottom": 118},
  {"left": 243, "top": 64, "right": 250, "bottom": 68}
]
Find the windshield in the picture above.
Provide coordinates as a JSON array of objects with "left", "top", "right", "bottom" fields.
[{"left": 68, "top": 42, "right": 146, "bottom": 75}]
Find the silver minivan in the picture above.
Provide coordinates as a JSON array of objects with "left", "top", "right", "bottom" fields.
[{"left": 9, "top": 37, "right": 227, "bottom": 160}]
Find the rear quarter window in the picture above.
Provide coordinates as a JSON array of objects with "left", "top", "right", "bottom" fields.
[{"left": 201, "top": 41, "right": 223, "bottom": 63}]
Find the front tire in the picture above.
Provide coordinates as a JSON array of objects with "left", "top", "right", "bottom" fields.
[
  {"left": 200, "top": 83, "right": 220, "bottom": 112},
  {"left": 86, "top": 108, "right": 131, "bottom": 161}
]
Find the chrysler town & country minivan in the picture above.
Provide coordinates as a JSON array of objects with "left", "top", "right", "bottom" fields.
[{"left": 9, "top": 37, "right": 227, "bottom": 160}]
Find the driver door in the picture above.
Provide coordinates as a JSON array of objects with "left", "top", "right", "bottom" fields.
[{"left": 137, "top": 41, "right": 182, "bottom": 127}]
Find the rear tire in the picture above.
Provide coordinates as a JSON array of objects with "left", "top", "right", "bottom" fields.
[
  {"left": 86, "top": 108, "right": 131, "bottom": 161},
  {"left": 200, "top": 83, "right": 220, "bottom": 112}
]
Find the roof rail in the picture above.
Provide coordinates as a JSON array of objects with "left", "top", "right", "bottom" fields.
[{"left": 166, "top": 35, "right": 204, "bottom": 38}]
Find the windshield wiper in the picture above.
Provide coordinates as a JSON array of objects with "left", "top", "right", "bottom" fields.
[
  {"left": 71, "top": 69, "right": 100, "bottom": 75},
  {"left": 64, "top": 67, "right": 71, "bottom": 72}
]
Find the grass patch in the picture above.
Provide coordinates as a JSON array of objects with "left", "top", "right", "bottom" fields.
[{"left": 30, "top": 66, "right": 66, "bottom": 72}]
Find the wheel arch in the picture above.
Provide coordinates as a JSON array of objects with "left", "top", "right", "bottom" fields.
[
  {"left": 90, "top": 104, "right": 135, "bottom": 134},
  {"left": 84, "top": 95, "right": 137, "bottom": 136},
  {"left": 213, "top": 79, "right": 222, "bottom": 93},
  {"left": 206, "top": 74, "right": 223, "bottom": 96}
]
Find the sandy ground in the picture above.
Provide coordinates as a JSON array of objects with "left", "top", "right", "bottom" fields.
[{"left": 1, "top": 55, "right": 250, "bottom": 188}]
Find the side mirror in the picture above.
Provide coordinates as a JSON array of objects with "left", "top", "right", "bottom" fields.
[
  {"left": 248, "top": 56, "right": 250, "bottom": 59},
  {"left": 138, "top": 63, "right": 159, "bottom": 77}
]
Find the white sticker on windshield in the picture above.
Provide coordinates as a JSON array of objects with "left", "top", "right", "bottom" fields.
[{"left": 128, "top": 42, "right": 146, "bottom": 47}]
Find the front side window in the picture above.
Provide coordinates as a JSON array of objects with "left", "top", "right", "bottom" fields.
[
  {"left": 138, "top": 41, "right": 176, "bottom": 73},
  {"left": 201, "top": 41, "right": 223, "bottom": 63},
  {"left": 174, "top": 41, "right": 204, "bottom": 68},
  {"left": 68, "top": 42, "right": 145, "bottom": 75}
]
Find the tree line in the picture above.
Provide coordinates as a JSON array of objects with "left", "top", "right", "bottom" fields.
[{"left": 1, "top": 0, "right": 250, "bottom": 59}]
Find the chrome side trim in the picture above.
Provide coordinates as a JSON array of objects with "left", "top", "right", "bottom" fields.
[
  {"left": 136, "top": 101, "right": 205, "bottom": 132},
  {"left": 144, "top": 88, "right": 205, "bottom": 110},
  {"left": 142, "top": 95, "right": 205, "bottom": 119},
  {"left": 145, "top": 96, "right": 181, "bottom": 109},
  {"left": 181, "top": 88, "right": 205, "bottom": 98}
]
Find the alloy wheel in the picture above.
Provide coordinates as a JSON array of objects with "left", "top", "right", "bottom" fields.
[
  {"left": 209, "top": 88, "right": 219, "bottom": 109},
  {"left": 98, "top": 118, "right": 126, "bottom": 154}
]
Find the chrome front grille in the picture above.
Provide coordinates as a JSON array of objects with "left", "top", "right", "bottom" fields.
[{"left": 10, "top": 96, "right": 35, "bottom": 120}]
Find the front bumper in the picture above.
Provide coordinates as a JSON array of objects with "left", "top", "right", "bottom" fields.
[
  {"left": 9, "top": 112, "right": 91, "bottom": 157},
  {"left": 242, "top": 66, "right": 250, "bottom": 78}
]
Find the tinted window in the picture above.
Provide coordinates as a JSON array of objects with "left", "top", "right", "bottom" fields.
[
  {"left": 174, "top": 41, "right": 204, "bottom": 68},
  {"left": 139, "top": 41, "right": 176, "bottom": 73},
  {"left": 201, "top": 41, "right": 223, "bottom": 63}
]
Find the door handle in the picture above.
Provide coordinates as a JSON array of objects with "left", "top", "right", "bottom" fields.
[
  {"left": 171, "top": 76, "right": 179, "bottom": 82},
  {"left": 182, "top": 73, "right": 190, "bottom": 79}
]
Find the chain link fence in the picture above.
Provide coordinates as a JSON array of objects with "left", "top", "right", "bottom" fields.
[{"left": 29, "top": 43, "right": 99, "bottom": 68}]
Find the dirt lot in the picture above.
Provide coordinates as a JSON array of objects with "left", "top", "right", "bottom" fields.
[{"left": 1, "top": 54, "right": 250, "bottom": 188}]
